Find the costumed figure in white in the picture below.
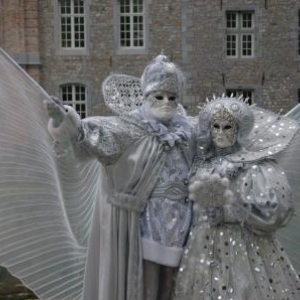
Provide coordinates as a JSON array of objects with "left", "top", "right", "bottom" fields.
[
  {"left": 45, "top": 54, "right": 194, "bottom": 300},
  {"left": 174, "top": 96, "right": 300, "bottom": 300}
]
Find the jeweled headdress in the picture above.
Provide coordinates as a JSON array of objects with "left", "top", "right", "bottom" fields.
[
  {"left": 198, "top": 95, "right": 254, "bottom": 148},
  {"left": 197, "top": 95, "right": 299, "bottom": 163},
  {"left": 212, "top": 105, "right": 236, "bottom": 130}
]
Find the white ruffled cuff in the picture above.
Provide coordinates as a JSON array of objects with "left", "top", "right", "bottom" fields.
[{"left": 142, "top": 238, "right": 183, "bottom": 267}]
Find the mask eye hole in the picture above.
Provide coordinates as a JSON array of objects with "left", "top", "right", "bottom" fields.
[
  {"left": 213, "top": 124, "right": 220, "bottom": 129},
  {"left": 155, "top": 95, "right": 163, "bottom": 100},
  {"left": 169, "top": 96, "right": 176, "bottom": 101},
  {"left": 224, "top": 125, "right": 232, "bottom": 130}
]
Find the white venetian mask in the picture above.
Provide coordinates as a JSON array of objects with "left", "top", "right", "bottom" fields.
[
  {"left": 211, "top": 106, "right": 237, "bottom": 148},
  {"left": 146, "top": 91, "right": 178, "bottom": 121}
]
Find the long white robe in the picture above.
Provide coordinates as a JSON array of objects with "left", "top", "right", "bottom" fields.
[{"left": 48, "top": 107, "right": 194, "bottom": 300}]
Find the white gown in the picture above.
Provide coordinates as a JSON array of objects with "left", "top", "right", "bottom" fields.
[{"left": 174, "top": 154, "right": 300, "bottom": 299}]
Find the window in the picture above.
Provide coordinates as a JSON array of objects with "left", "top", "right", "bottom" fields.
[
  {"left": 60, "top": 84, "right": 87, "bottom": 118},
  {"left": 118, "top": 0, "right": 145, "bottom": 48},
  {"left": 226, "top": 89, "right": 253, "bottom": 105},
  {"left": 59, "top": 0, "right": 85, "bottom": 49},
  {"left": 226, "top": 11, "right": 254, "bottom": 58}
]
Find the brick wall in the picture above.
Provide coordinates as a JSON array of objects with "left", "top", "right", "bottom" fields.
[
  {"left": 38, "top": 0, "right": 183, "bottom": 116},
  {"left": 2, "top": 0, "right": 300, "bottom": 115},
  {"left": 1, "top": 0, "right": 41, "bottom": 82},
  {"left": 1, "top": 0, "right": 26, "bottom": 55}
]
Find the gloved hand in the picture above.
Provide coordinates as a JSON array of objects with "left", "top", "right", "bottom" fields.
[
  {"left": 43, "top": 96, "right": 67, "bottom": 128},
  {"left": 189, "top": 173, "right": 233, "bottom": 206}
]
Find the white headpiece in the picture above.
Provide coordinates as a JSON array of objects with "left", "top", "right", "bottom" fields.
[
  {"left": 140, "top": 54, "right": 185, "bottom": 100},
  {"left": 102, "top": 54, "right": 186, "bottom": 116},
  {"left": 197, "top": 96, "right": 254, "bottom": 148},
  {"left": 196, "top": 95, "right": 299, "bottom": 163}
]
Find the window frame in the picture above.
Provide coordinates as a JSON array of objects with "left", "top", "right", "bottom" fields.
[
  {"left": 115, "top": 0, "right": 148, "bottom": 55},
  {"left": 59, "top": 0, "right": 86, "bottom": 50},
  {"left": 226, "top": 33, "right": 238, "bottom": 58},
  {"left": 225, "top": 10, "right": 255, "bottom": 59},
  {"left": 118, "top": 0, "right": 145, "bottom": 49},
  {"left": 241, "top": 33, "right": 254, "bottom": 58},
  {"left": 54, "top": 0, "right": 90, "bottom": 56}
]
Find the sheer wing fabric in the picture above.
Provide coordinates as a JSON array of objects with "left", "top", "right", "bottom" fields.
[
  {"left": 276, "top": 106, "right": 300, "bottom": 272},
  {"left": 0, "top": 48, "right": 100, "bottom": 299}
]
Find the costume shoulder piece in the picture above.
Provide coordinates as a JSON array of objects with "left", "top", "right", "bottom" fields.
[{"left": 227, "top": 105, "right": 299, "bottom": 163}]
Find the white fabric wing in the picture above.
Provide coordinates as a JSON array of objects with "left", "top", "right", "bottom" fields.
[
  {"left": 0, "top": 48, "right": 100, "bottom": 299},
  {"left": 276, "top": 106, "right": 300, "bottom": 272},
  {"left": 102, "top": 74, "right": 144, "bottom": 116}
]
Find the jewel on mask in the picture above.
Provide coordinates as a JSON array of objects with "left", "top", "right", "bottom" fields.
[{"left": 212, "top": 106, "right": 235, "bottom": 128}]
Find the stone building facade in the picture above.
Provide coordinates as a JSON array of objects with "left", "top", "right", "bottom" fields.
[
  {"left": 182, "top": 0, "right": 300, "bottom": 113},
  {"left": 1, "top": 0, "right": 300, "bottom": 116}
]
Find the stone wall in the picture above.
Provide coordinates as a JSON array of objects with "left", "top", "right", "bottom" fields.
[
  {"left": 182, "top": 0, "right": 300, "bottom": 113},
  {"left": 38, "top": 0, "right": 183, "bottom": 116},
  {"left": 2, "top": 0, "right": 299, "bottom": 115}
]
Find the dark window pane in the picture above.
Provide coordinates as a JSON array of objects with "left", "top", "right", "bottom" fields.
[{"left": 226, "top": 12, "right": 236, "bottom": 28}]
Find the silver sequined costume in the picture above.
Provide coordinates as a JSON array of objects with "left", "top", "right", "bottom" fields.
[{"left": 174, "top": 97, "right": 300, "bottom": 300}]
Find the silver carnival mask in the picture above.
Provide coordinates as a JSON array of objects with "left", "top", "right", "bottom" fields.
[
  {"left": 146, "top": 91, "right": 178, "bottom": 121},
  {"left": 211, "top": 106, "right": 237, "bottom": 148}
]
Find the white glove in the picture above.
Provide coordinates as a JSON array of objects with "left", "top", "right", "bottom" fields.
[
  {"left": 43, "top": 96, "right": 67, "bottom": 128},
  {"left": 189, "top": 173, "right": 233, "bottom": 206}
]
